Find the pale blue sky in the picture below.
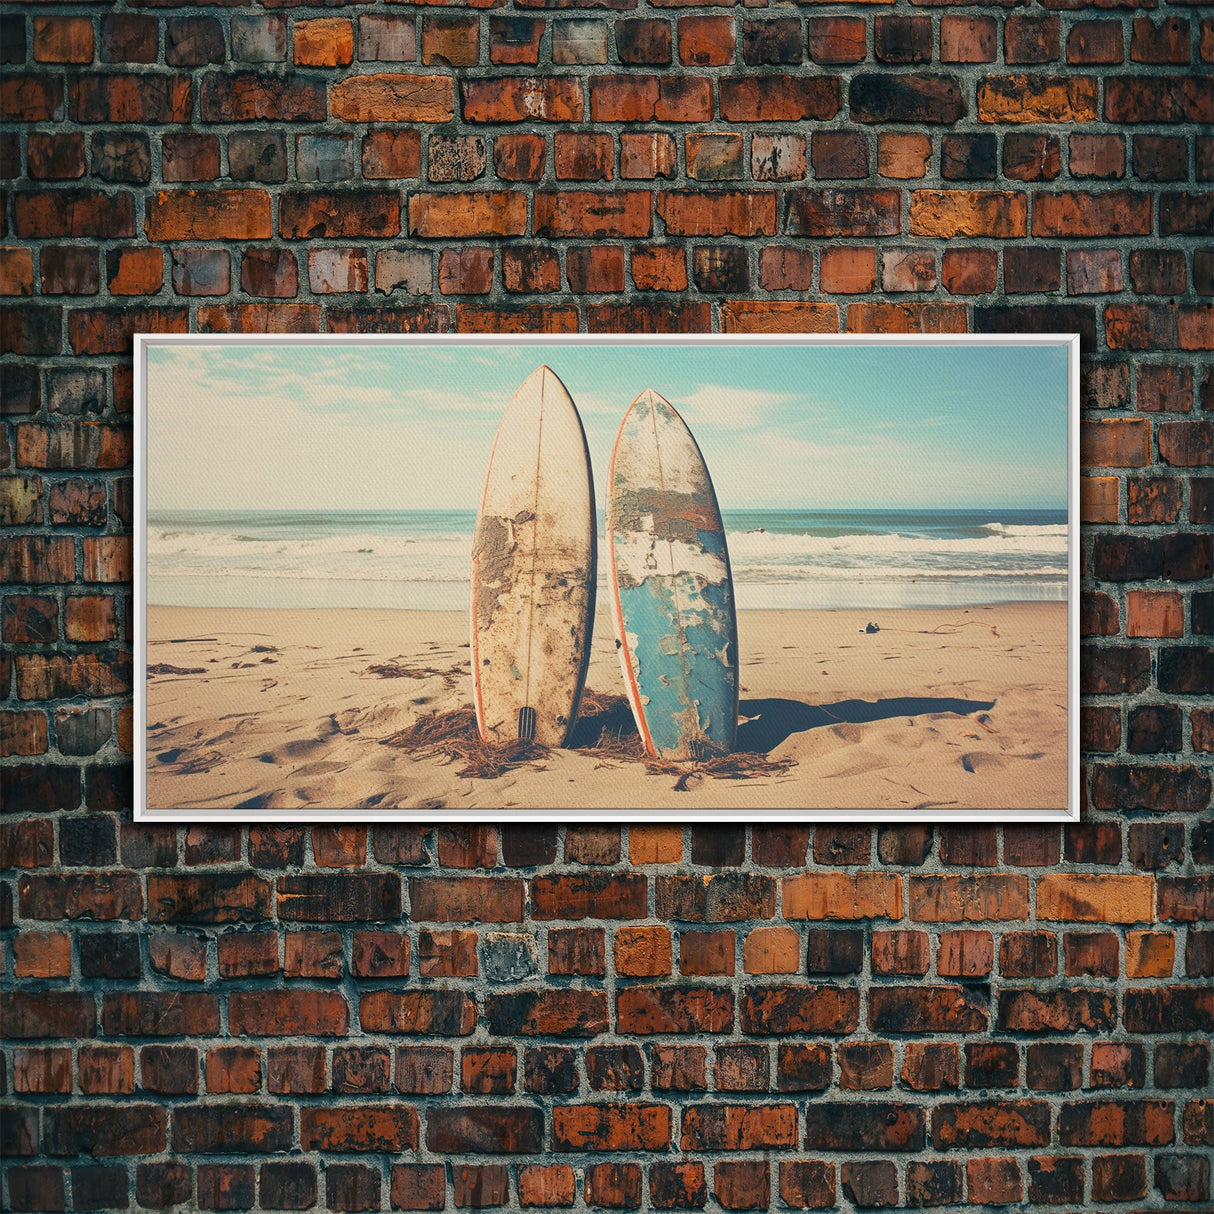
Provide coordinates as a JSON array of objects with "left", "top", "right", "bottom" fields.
[{"left": 146, "top": 340, "right": 1070, "bottom": 512}]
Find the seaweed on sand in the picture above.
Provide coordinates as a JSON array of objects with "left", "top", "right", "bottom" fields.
[
  {"left": 380, "top": 707, "right": 549, "bottom": 779},
  {"left": 382, "top": 689, "right": 797, "bottom": 788},
  {"left": 362, "top": 661, "right": 467, "bottom": 689},
  {"left": 641, "top": 751, "right": 797, "bottom": 792}
]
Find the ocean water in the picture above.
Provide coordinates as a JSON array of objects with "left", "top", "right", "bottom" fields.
[{"left": 147, "top": 507, "right": 1069, "bottom": 612}]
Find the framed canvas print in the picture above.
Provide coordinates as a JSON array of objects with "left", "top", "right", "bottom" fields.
[{"left": 135, "top": 334, "right": 1079, "bottom": 821}]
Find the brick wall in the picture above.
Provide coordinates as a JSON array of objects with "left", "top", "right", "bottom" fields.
[{"left": 1, "top": 0, "right": 1212, "bottom": 1209}]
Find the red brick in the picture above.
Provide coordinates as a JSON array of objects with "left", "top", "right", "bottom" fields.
[
  {"left": 968, "top": 1158, "right": 1022, "bottom": 1205},
  {"left": 299, "top": 1106, "right": 418, "bottom": 1153},
  {"left": 33, "top": 17, "right": 93, "bottom": 64},
  {"left": 875, "top": 14, "right": 930, "bottom": 63},
  {"left": 263, "top": 1046, "right": 324, "bottom": 1096},
  {"left": 453, "top": 1164, "right": 508, "bottom": 1209},
  {"left": 69, "top": 73, "right": 191, "bottom": 124},
  {"left": 423, "top": 16, "right": 479, "bottom": 66},
  {"left": 148, "top": 933, "right": 207, "bottom": 982},
  {"left": 934, "top": 1101, "right": 1050, "bottom": 1149},
  {"left": 784, "top": 872, "right": 901, "bottom": 920},
  {"left": 938, "top": 929, "right": 994, "bottom": 977},
  {"left": 679, "top": 930, "right": 734, "bottom": 976},
  {"left": 24, "top": 132, "right": 83, "bottom": 182},
  {"left": 714, "top": 1162, "right": 768, "bottom": 1211},
  {"left": 461, "top": 1047, "right": 516, "bottom": 1096},
  {"left": 361, "top": 990, "right": 476, "bottom": 1036},
  {"left": 740, "top": 986, "right": 859, "bottom": 1035},
  {"left": 839, "top": 1042, "right": 894, "bottom": 1091},
  {"left": 145, "top": 189, "right": 270, "bottom": 241},
  {"left": 438, "top": 247, "right": 493, "bottom": 295},
  {"left": 585, "top": 1163, "right": 641, "bottom": 1209},
  {"left": 206, "top": 1046, "right": 261, "bottom": 1095},
  {"left": 555, "top": 132, "right": 613, "bottom": 182},
  {"left": 361, "top": 129, "right": 421, "bottom": 181},
  {"left": 13, "top": 1047, "right": 72, "bottom": 1094},
  {"left": 486, "top": 988, "right": 607, "bottom": 1036},
  {"left": 815, "top": 246, "right": 872, "bottom": 293},
  {"left": 535, "top": 191, "right": 650, "bottom": 239},
  {"left": 489, "top": 17, "right": 543, "bottom": 65},
  {"left": 1091, "top": 1041, "right": 1147, "bottom": 1089},
  {"left": 79, "top": 1046, "right": 133, "bottom": 1094},
  {"left": 391, "top": 1165, "right": 446, "bottom": 1212},
  {"left": 977, "top": 75, "right": 1098, "bottom": 123},
  {"left": 200, "top": 73, "right": 323, "bottom": 123},
  {"left": 632, "top": 246, "right": 686, "bottom": 292},
  {"left": 229, "top": 990, "right": 348, "bottom": 1037},
  {"left": 13, "top": 932, "right": 73, "bottom": 979},
  {"left": 1037, "top": 873, "right": 1154, "bottom": 923},
  {"left": 617, "top": 985, "right": 731, "bottom": 1033},
  {"left": 409, "top": 192, "right": 526, "bottom": 239},
  {"left": 330, "top": 74, "right": 453, "bottom": 123},
  {"left": 48, "top": 1105, "right": 167, "bottom": 1156},
  {"left": 393, "top": 1046, "right": 453, "bottom": 1096},
  {"left": 1067, "top": 20, "right": 1124, "bottom": 64},
  {"left": 567, "top": 246, "right": 624, "bottom": 293},
  {"left": 806, "top": 16, "right": 864, "bottom": 64},
  {"left": 457, "top": 304, "right": 579, "bottom": 334},
  {"left": 3, "top": 72, "right": 63, "bottom": 125},
  {"left": 493, "top": 132, "right": 546, "bottom": 182},
  {"left": 518, "top": 1165, "right": 575, "bottom": 1208},
  {"left": 409, "top": 876, "right": 523, "bottom": 922},
  {"left": 679, "top": 16, "right": 734, "bottom": 65},
  {"left": 1034, "top": 190, "right": 1152, "bottom": 238},
  {"left": 1070, "top": 134, "right": 1125, "bottom": 180},
  {"left": 1132, "top": 15, "right": 1191, "bottom": 63},
  {"left": 869, "top": 985, "right": 988, "bottom": 1032},
  {"left": 778, "top": 1161, "right": 835, "bottom": 1210},
  {"left": 428, "top": 1106, "right": 543, "bottom": 1154},
  {"left": 15, "top": 189, "right": 135, "bottom": 239},
  {"left": 902, "top": 1043, "right": 960, "bottom": 1092},
  {"left": 681, "top": 1104, "right": 796, "bottom": 1151},
  {"left": 805, "top": 1103, "right": 925, "bottom": 1152},
  {"left": 871, "top": 929, "right": 929, "bottom": 976},
  {"left": 464, "top": 77, "right": 581, "bottom": 123},
  {"left": 616, "top": 927, "right": 674, "bottom": 976},
  {"left": 1058, "top": 1099, "right": 1175, "bottom": 1146},
  {"left": 1005, "top": 15, "right": 1059, "bottom": 63},
  {"left": 941, "top": 15, "right": 997, "bottom": 62},
  {"left": 878, "top": 133, "right": 931, "bottom": 180},
  {"left": 1126, "top": 930, "right": 1175, "bottom": 978},
  {"left": 295, "top": 18, "right": 353, "bottom": 66},
  {"left": 720, "top": 76, "right": 839, "bottom": 123}
]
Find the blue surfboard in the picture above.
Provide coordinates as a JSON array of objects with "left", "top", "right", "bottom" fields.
[{"left": 607, "top": 389, "right": 739, "bottom": 760}]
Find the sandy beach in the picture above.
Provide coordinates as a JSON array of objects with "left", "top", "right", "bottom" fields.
[{"left": 144, "top": 602, "right": 1068, "bottom": 815}]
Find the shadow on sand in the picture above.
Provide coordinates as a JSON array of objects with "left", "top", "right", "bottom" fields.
[{"left": 737, "top": 696, "right": 996, "bottom": 754}]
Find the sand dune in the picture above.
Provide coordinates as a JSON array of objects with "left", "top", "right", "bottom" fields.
[{"left": 144, "top": 602, "right": 1069, "bottom": 817}]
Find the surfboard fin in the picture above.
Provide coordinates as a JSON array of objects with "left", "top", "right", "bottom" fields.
[{"left": 517, "top": 706, "right": 537, "bottom": 742}]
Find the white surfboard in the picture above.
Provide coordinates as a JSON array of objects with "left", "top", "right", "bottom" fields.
[{"left": 471, "top": 366, "right": 596, "bottom": 747}]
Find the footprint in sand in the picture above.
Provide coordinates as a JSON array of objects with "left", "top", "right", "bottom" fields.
[
  {"left": 825, "top": 751, "right": 893, "bottom": 779},
  {"left": 830, "top": 723, "right": 863, "bottom": 744},
  {"left": 961, "top": 752, "right": 1008, "bottom": 774}
]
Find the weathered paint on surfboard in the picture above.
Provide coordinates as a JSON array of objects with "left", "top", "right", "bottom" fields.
[
  {"left": 471, "top": 366, "right": 596, "bottom": 748},
  {"left": 607, "top": 389, "right": 739, "bottom": 761}
]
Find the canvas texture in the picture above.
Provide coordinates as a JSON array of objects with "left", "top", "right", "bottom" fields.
[{"left": 1, "top": 0, "right": 1212, "bottom": 1209}]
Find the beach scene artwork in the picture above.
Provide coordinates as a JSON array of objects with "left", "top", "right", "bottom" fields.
[{"left": 138, "top": 336, "right": 1076, "bottom": 819}]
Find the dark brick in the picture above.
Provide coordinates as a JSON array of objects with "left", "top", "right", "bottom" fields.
[
  {"left": 804, "top": 929, "right": 864, "bottom": 974},
  {"left": 261, "top": 1163, "right": 317, "bottom": 1211},
  {"left": 80, "top": 931, "right": 140, "bottom": 979},
  {"left": 803, "top": 1103, "right": 925, "bottom": 1152},
  {"left": 850, "top": 75, "right": 966, "bottom": 124}
]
